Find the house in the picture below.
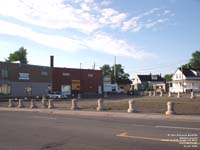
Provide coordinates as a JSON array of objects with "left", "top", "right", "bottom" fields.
[
  {"left": 131, "top": 74, "right": 166, "bottom": 91},
  {"left": 170, "top": 68, "right": 200, "bottom": 93}
]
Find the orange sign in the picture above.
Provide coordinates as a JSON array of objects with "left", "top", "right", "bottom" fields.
[{"left": 72, "top": 80, "right": 80, "bottom": 90}]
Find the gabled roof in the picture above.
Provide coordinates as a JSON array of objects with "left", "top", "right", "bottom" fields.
[
  {"left": 178, "top": 68, "right": 200, "bottom": 77},
  {"left": 137, "top": 75, "right": 165, "bottom": 82}
]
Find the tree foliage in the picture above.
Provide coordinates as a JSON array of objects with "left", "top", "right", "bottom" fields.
[
  {"left": 100, "top": 64, "right": 131, "bottom": 84},
  {"left": 182, "top": 50, "right": 200, "bottom": 69},
  {"left": 164, "top": 74, "right": 173, "bottom": 81},
  {"left": 6, "top": 47, "right": 28, "bottom": 64}
]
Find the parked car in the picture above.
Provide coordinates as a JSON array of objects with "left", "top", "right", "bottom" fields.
[{"left": 48, "top": 92, "right": 68, "bottom": 99}]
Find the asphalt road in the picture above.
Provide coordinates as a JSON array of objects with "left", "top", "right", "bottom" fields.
[{"left": 0, "top": 111, "right": 199, "bottom": 150}]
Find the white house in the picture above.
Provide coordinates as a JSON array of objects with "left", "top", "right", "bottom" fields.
[
  {"left": 170, "top": 68, "right": 200, "bottom": 93},
  {"left": 131, "top": 74, "right": 166, "bottom": 91}
]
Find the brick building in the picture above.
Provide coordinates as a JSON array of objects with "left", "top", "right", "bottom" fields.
[
  {"left": 0, "top": 61, "right": 52, "bottom": 97},
  {"left": 52, "top": 67, "right": 103, "bottom": 96},
  {"left": 0, "top": 56, "right": 103, "bottom": 98}
]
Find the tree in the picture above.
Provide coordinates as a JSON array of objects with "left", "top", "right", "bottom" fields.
[
  {"left": 100, "top": 64, "right": 112, "bottom": 76},
  {"left": 6, "top": 47, "right": 28, "bottom": 64},
  {"left": 164, "top": 74, "right": 173, "bottom": 81},
  {"left": 100, "top": 64, "right": 131, "bottom": 84},
  {"left": 188, "top": 50, "right": 200, "bottom": 68},
  {"left": 181, "top": 50, "right": 200, "bottom": 69}
]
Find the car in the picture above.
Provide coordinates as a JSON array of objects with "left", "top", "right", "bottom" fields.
[{"left": 48, "top": 92, "right": 68, "bottom": 99}]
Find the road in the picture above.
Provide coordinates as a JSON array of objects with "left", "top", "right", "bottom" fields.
[{"left": 0, "top": 111, "right": 199, "bottom": 150}]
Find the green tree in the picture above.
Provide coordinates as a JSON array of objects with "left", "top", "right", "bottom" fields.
[
  {"left": 189, "top": 50, "right": 200, "bottom": 68},
  {"left": 100, "top": 64, "right": 112, "bottom": 76},
  {"left": 6, "top": 47, "right": 28, "bottom": 64},
  {"left": 100, "top": 64, "right": 131, "bottom": 84},
  {"left": 164, "top": 74, "right": 173, "bottom": 81},
  {"left": 182, "top": 50, "right": 200, "bottom": 69}
]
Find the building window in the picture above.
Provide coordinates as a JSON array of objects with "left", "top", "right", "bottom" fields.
[
  {"left": 0, "top": 84, "right": 11, "bottom": 95},
  {"left": 176, "top": 74, "right": 178, "bottom": 79},
  {"left": 1, "top": 69, "right": 8, "bottom": 79},
  {"left": 24, "top": 87, "right": 32, "bottom": 95},
  {"left": 62, "top": 73, "right": 70, "bottom": 76},
  {"left": 88, "top": 74, "right": 94, "bottom": 77},
  {"left": 41, "top": 71, "right": 48, "bottom": 76}
]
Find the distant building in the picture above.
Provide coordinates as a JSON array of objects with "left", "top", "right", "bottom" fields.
[
  {"left": 52, "top": 67, "right": 103, "bottom": 96},
  {"left": 0, "top": 61, "right": 52, "bottom": 97},
  {"left": 131, "top": 74, "right": 166, "bottom": 91},
  {"left": 170, "top": 68, "right": 200, "bottom": 93},
  {"left": 0, "top": 56, "right": 103, "bottom": 98}
]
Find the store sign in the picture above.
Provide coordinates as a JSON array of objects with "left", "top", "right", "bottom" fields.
[
  {"left": 19, "top": 73, "right": 30, "bottom": 80},
  {"left": 72, "top": 80, "right": 80, "bottom": 90}
]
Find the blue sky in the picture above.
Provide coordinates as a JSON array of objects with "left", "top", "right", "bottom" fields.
[{"left": 0, "top": 0, "right": 199, "bottom": 77}]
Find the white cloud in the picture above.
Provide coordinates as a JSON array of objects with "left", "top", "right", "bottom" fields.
[
  {"left": 122, "top": 8, "right": 172, "bottom": 32},
  {"left": 0, "top": 20, "right": 154, "bottom": 59},
  {"left": 84, "top": 33, "right": 154, "bottom": 59},
  {"left": 0, "top": 20, "right": 84, "bottom": 51}
]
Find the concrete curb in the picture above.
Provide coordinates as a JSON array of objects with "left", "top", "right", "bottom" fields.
[{"left": 0, "top": 107, "right": 200, "bottom": 122}]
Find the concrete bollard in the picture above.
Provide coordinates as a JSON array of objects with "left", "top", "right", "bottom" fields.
[
  {"left": 71, "top": 99, "right": 79, "bottom": 110},
  {"left": 18, "top": 99, "right": 25, "bottom": 108},
  {"left": 78, "top": 94, "right": 81, "bottom": 99},
  {"left": 48, "top": 99, "right": 54, "bottom": 109},
  {"left": 41, "top": 96, "right": 48, "bottom": 108},
  {"left": 168, "top": 91, "right": 172, "bottom": 97},
  {"left": 149, "top": 91, "right": 152, "bottom": 97},
  {"left": 153, "top": 91, "right": 156, "bottom": 97},
  {"left": 127, "top": 100, "right": 136, "bottom": 113},
  {"left": 97, "top": 99, "right": 104, "bottom": 111},
  {"left": 177, "top": 92, "right": 181, "bottom": 98},
  {"left": 165, "top": 101, "right": 176, "bottom": 115},
  {"left": 190, "top": 91, "right": 195, "bottom": 99},
  {"left": 8, "top": 99, "right": 15, "bottom": 107},
  {"left": 30, "top": 99, "right": 37, "bottom": 109},
  {"left": 160, "top": 91, "right": 163, "bottom": 97},
  {"left": 104, "top": 92, "right": 108, "bottom": 98}
]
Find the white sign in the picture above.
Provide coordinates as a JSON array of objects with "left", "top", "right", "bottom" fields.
[{"left": 19, "top": 73, "right": 30, "bottom": 80}]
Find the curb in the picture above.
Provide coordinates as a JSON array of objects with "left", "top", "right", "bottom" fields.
[{"left": 0, "top": 107, "right": 200, "bottom": 122}]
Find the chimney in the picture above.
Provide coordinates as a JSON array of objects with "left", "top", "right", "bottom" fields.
[{"left": 50, "top": 55, "right": 54, "bottom": 68}]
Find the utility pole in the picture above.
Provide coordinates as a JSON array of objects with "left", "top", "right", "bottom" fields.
[
  {"left": 114, "top": 56, "right": 116, "bottom": 84},
  {"left": 80, "top": 63, "right": 82, "bottom": 69}
]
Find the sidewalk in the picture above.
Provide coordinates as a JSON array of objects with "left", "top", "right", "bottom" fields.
[{"left": 0, "top": 107, "right": 200, "bottom": 122}]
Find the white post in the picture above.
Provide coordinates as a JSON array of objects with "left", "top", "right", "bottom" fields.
[
  {"left": 104, "top": 92, "right": 108, "bottom": 98},
  {"left": 153, "top": 91, "right": 156, "bottom": 97},
  {"left": 165, "top": 101, "right": 176, "bottom": 115},
  {"left": 18, "top": 99, "right": 25, "bottom": 108},
  {"left": 177, "top": 91, "right": 181, "bottom": 98},
  {"left": 48, "top": 99, "right": 54, "bottom": 109},
  {"left": 97, "top": 99, "right": 104, "bottom": 111},
  {"left": 149, "top": 91, "right": 152, "bottom": 97},
  {"left": 30, "top": 99, "right": 37, "bottom": 109},
  {"left": 41, "top": 96, "right": 48, "bottom": 108},
  {"left": 160, "top": 91, "right": 163, "bottom": 97},
  {"left": 127, "top": 100, "right": 136, "bottom": 113},
  {"left": 71, "top": 99, "right": 79, "bottom": 110},
  {"left": 8, "top": 99, "right": 15, "bottom": 107},
  {"left": 191, "top": 91, "right": 195, "bottom": 99},
  {"left": 168, "top": 91, "right": 172, "bottom": 97}
]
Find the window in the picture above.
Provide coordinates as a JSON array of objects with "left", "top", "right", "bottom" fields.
[
  {"left": 0, "top": 84, "right": 11, "bottom": 95},
  {"left": 41, "top": 71, "right": 48, "bottom": 76},
  {"left": 88, "top": 74, "right": 94, "bottom": 77},
  {"left": 62, "top": 72, "right": 70, "bottom": 76},
  {"left": 176, "top": 74, "right": 178, "bottom": 79},
  {"left": 24, "top": 87, "right": 32, "bottom": 95},
  {"left": 1, "top": 69, "right": 8, "bottom": 78}
]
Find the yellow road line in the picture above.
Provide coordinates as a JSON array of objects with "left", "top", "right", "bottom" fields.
[{"left": 116, "top": 132, "right": 200, "bottom": 145}]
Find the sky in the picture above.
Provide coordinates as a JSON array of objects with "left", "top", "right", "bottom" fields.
[{"left": 0, "top": 0, "right": 200, "bottom": 77}]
